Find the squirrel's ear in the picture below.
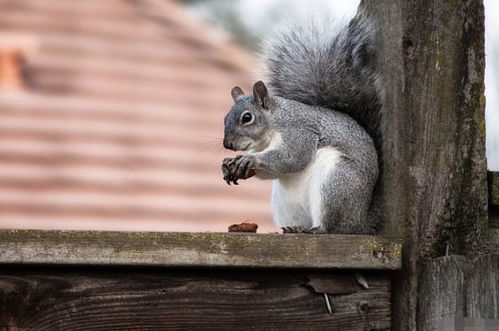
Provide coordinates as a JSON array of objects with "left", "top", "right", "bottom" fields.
[
  {"left": 253, "top": 81, "right": 269, "bottom": 109},
  {"left": 231, "top": 86, "right": 245, "bottom": 103}
]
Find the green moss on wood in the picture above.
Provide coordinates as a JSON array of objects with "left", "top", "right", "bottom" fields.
[{"left": 0, "top": 230, "right": 402, "bottom": 270}]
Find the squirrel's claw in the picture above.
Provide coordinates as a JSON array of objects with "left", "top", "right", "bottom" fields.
[
  {"left": 282, "top": 226, "right": 324, "bottom": 234},
  {"left": 224, "top": 176, "right": 238, "bottom": 185},
  {"left": 233, "top": 155, "right": 257, "bottom": 180},
  {"left": 223, "top": 172, "right": 239, "bottom": 185},
  {"left": 282, "top": 226, "right": 305, "bottom": 233},
  {"left": 221, "top": 155, "right": 257, "bottom": 185},
  {"left": 222, "top": 160, "right": 234, "bottom": 185},
  {"left": 307, "top": 226, "right": 326, "bottom": 234}
]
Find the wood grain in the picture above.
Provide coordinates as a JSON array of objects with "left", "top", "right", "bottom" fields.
[
  {"left": 418, "top": 256, "right": 466, "bottom": 331},
  {"left": 0, "top": 268, "right": 391, "bottom": 330},
  {"left": 490, "top": 204, "right": 499, "bottom": 251},
  {"left": 489, "top": 171, "right": 499, "bottom": 207},
  {"left": 492, "top": 229, "right": 499, "bottom": 253},
  {"left": 465, "top": 254, "right": 499, "bottom": 319},
  {"left": 0, "top": 230, "right": 402, "bottom": 270},
  {"left": 418, "top": 254, "right": 499, "bottom": 331},
  {"left": 489, "top": 172, "right": 499, "bottom": 250},
  {"left": 361, "top": 1, "right": 489, "bottom": 330}
]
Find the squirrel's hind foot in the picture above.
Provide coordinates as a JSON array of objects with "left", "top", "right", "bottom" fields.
[{"left": 281, "top": 226, "right": 326, "bottom": 234}]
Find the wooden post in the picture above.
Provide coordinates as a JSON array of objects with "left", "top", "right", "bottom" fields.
[{"left": 361, "top": 0, "right": 490, "bottom": 330}]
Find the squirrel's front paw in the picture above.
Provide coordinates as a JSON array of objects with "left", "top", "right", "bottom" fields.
[
  {"left": 222, "top": 157, "right": 238, "bottom": 185},
  {"left": 232, "top": 154, "right": 257, "bottom": 180},
  {"left": 221, "top": 155, "right": 257, "bottom": 185}
]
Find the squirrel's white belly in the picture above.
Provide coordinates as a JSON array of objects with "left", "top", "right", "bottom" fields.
[{"left": 271, "top": 146, "right": 343, "bottom": 228}]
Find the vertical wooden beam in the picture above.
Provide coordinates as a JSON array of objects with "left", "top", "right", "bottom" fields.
[
  {"left": 489, "top": 171, "right": 499, "bottom": 207},
  {"left": 418, "top": 254, "right": 498, "bottom": 330},
  {"left": 361, "top": 0, "right": 489, "bottom": 329},
  {"left": 418, "top": 256, "right": 466, "bottom": 331},
  {"left": 465, "top": 254, "right": 499, "bottom": 319}
]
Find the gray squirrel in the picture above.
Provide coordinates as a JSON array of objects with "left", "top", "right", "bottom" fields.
[{"left": 221, "top": 12, "right": 383, "bottom": 234}]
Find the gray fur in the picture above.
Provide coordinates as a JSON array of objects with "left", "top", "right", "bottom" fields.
[
  {"left": 263, "top": 13, "right": 383, "bottom": 153},
  {"left": 222, "top": 13, "right": 383, "bottom": 234}
]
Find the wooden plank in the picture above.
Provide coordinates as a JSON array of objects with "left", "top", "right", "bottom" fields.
[
  {"left": 466, "top": 254, "right": 499, "bottom": 319},
  {"left": 417, "top": 254, "right": 499, "bottom": 330},
  {"left": 0, "top": 268, "right": 391, "bottom": 330},
  {"left": 417, "top": 256, "right": 466, "bottom": 331},
  {"left": 489, "top": 171, "right": 499, "bottom": 206},
  {"left": 0, "top": 230, "right": 401, "bottom": 270}
]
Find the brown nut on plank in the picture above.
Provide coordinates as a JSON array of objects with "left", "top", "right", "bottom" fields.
[{"left": 228, "top": 222, "right": 258, "bottom": 233}]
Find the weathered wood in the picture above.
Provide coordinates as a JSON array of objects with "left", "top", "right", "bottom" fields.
[
  {"left": 488, "top": 171, "right": 499, "bottom": 249},
  {"left": 361, "top": 1, "right": 489, "bottom": 329},
  {"left": 490, "top": 206, "right": 499, "bottom": 251},
  {"left": 0, "top": 230, "right": 402, "bottom": 270},
  {"left": 0, "top": 268, "right": 391, "bottom": 330},
  {"left": 465, "top": 254, "right": 499, "bottom": 319},
  {"left": 490, "top": 208, "right": 499, "bottom": 228},
  {"left": 418, "top": 256, "right": 466, "bottom": 331},
  {"left": 492, "top": 229, "right": 499, "bottom": 253},
  {"left": 418, "top": 254, "right": 499, "bottom": 331},
  {"left": 489, "top": 171, "right": 499, "bottom": 206}
]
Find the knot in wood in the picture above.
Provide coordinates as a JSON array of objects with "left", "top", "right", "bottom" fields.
[{"left": 358, "top": 301, "right": 371, "bottom": 315}]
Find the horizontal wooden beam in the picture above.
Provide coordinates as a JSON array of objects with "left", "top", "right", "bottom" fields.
[
  {"left": 489, "top": 171, "right": 499, "bottom": 206},
  {"left": 0, "top": 230, "right": 401, "bottom": 270},
  {"left": 0, "top": 269, "right": 392, "bottom": 329}
]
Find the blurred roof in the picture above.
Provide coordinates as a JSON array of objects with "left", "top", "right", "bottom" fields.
[{"left": 0, "top": 0, "right": 275, "bottom": 232}]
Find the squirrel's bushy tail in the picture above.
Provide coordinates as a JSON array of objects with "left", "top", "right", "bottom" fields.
[{"left": 263, "top": 12, "right": 383, "bottom": 150}]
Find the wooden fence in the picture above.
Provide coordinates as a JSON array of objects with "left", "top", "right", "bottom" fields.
[
  {"left": 0, "top": 170, "right": 496, "bottom": 329},
  {"left": 0, "top": 232, "right": 401, "bottom": 329},
  {"left": 0, "top": 1, "right": 498, "bottom": 329}
]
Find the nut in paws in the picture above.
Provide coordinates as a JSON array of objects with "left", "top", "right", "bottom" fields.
[{"left": 221, "top": 155, "right": 257, "bottom": 185}]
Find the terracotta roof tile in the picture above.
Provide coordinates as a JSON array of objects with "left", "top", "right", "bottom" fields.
[{"left": 0, "top": 0, "right": 275, "bottom": 232}]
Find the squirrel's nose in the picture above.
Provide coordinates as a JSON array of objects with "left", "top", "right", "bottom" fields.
[{"left": 223, "top": 139, "right": 233, "bottom": 150}]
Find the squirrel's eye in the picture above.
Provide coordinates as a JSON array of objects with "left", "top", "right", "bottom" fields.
[{"left": 241, "top": 112, "right": 254, "bottom": 125}]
